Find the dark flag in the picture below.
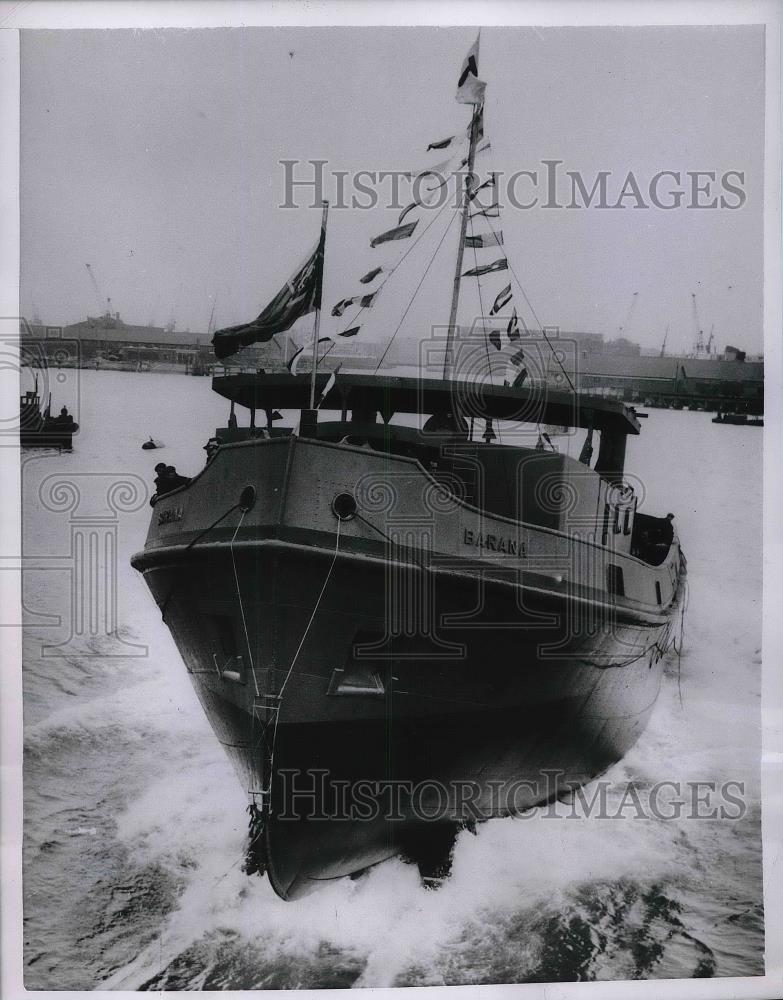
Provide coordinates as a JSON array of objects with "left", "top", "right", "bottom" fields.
[
  {"left": 212, "top": 231, "right": 324, "bottom": 359},
  {"left": 507, "top": 308, "right": 522, "bottom": 342},
  {"left": 331, "top": 291, "right": 379, "bottom": 317},
  {"left": 426, "top": 135, "right": 455, "bottom": 151},
  {"left": 490, "top": 284, "right": 512, "bottom": 315},
  {"left": 469, "top": 174, "right": 497, "bottom": 203},
  {"left": 331, "top": 298, "right": 352, "bottom": 318},
  {"left": 360, "top": 266, "right": 384, "bottom": 284},
  {"left": 507, "top": 346, "right": 528, "bottom": 388},
  {"left": 465, "top": 231, "right": 503, "bottom": 249},
  {"left": 339, "top": 326, "right": 361, "bottom": 338},
  {"left": 488, "top": 329, "right": 502, "bottom": 351},
  {"left": 463, "top": 257, "right": 508, "bottom": 278},
  {"left": 370, "top": 220, "right": 418, "bottom": 248}
]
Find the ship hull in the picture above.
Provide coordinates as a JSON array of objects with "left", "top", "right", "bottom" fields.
[{"left": 133, "top": 436, "right": 684, "bottom": 899}]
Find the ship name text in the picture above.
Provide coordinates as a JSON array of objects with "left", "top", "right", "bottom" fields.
[
  {"left": 463, "top": 527, "right": 526, "bottom": 557},
  {"left": 157, "top": 506, "right": 184, "bottom": 525}
]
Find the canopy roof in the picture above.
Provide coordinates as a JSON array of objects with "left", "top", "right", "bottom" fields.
[{"left": 212, "top": 372, "right": 641, "bottom": 435}]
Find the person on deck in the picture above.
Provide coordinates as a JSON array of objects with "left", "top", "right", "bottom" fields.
[
  {"left": 203, "top": 436, "right": 222, "bottom": 463},
  {"left": 164, "top": 465, "right": 191, "bottom": 491},
  {"left": 150, "top": 463, "right": 168, "bottom": 506}
]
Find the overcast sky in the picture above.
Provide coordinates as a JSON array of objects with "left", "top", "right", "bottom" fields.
[{"left": 20, "top": 25, "right": 764, "bottom": 354}]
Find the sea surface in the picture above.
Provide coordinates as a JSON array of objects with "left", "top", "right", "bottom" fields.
[{"left": 21, "top": 369, "right": 764, "bottom": 989}]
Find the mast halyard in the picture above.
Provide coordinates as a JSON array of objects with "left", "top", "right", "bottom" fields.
[
  {"left": 443, "top": 102, "right": 482, "bottom": 381},
  {"left": 309, "top": 200, "right": 330, "bottom": 409}
]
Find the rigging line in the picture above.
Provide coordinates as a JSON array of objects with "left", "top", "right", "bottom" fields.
[
  {"left": 374, "top": 206, "right": 462, "bottom": 373},
  {"left": 480, "top": 213, "right": 577, "bottom": 395},
  {"left": 468, "top": 214, "right": 494, "bottom": 385},
  {"left": 335, "top": 187, "right": 462, "bottom": 340},
  {"left": 262, "top": 517, "right": 344, "bottom": 797},
  {"left": 354, "top": 511, "right": 432, "bottom": 575},
  {"left": 277, "top": 516, "right": 342, "bottom": 701},
  {"left": 229, "top": 509, "right": 260, "bottom": 698}
]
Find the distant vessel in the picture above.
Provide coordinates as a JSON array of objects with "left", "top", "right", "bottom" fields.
[
  {"left": 20, "top": 379, "right": 78, "bottom": 450},
  {"left": 712, "top": 412, "right": 763, "bottom": 427},
  {"left": 132, "top": 36, "right": 687, "bottom": 899}
]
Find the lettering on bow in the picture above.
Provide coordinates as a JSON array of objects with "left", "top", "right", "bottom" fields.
[
  {"left": 463, "top": 527, "right": 526, "bottom": 557},
  {"left": 158, "top": 506, "right": 184, "bottom": 525}
]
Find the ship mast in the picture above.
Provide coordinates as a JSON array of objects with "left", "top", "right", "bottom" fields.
[{"left": 443, "top": 101, "right": 482, "bottom": 381}]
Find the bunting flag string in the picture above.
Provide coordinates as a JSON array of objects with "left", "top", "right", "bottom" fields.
[
  {"left": 316, "top": 364, "right": 342, "bottom": 408},
  {"left": 359, "top": 265, "right": 385, "bottom": 284},
  {"left": 287, "top": 335, "right": 333, "bottom": 376},
  {"left": 468, "top": 173, "right": 497, "bottom": 203},
  {"left": 332, "top": 290, "right": 380, "bottom": 317},
  {"left": 465, "top": 231, "right": 503, "bottom": 249},
  {"left": 370, "top": 220, "right": 418, "bottom": 248},
  {"left": 489, "top": 284, "right": 512, "bottom": 315},
  {"left": 463, "top": 257, "right": 508, "bottom": 277},
  {"left": 426, "top": 135, "right": 455, "bottom": 151},
  {"left": 470, "top": 204, "right": 500, "bottom": 219},
  {"left": 507, "top": 309, "right": 522, "bottom": 342}
]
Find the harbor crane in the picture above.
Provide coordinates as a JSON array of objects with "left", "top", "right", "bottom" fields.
[
  {"left": 618, "top": 291, "right": 639, "bottom": 338},
  {"left": 84, "top": 263, "right": 111, "bottom": 317},
  {"left": 660, "top": 324, "right": 669, "bottom": 357},
  {"left": 691, "top": 292, "right": 705, "bottom": 356}
]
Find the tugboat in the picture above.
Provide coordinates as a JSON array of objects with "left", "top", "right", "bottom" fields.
[
  {"left": 132, "top": 36, "right": 687, "bottom": 899},
  {"left": 20, "top": 378, "right": 78, "bottom": 450}
]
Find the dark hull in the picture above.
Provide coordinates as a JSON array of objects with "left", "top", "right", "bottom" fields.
[
  {"left": 712, "top": 414, "right": 763, "bottom": 426},
  {"left": 135, "top": 531, "right": 680, "bottom": 898},
  {"left": 20, "top": 428, "right": 77, "bottom": 449}
]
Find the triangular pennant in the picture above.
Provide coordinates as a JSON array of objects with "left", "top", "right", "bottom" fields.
[
  {"left": 465, "top": 231, "right": 504, "bottom": 250},
  {"left": 490, "top": 284, "right": 512, "bottom": 316},
  {"left": 426, "top": 135, "right": 455, "bottom": 151},
  {"left": 463, "top": 258, "right": 508, "bottom": 278},
  {"left": 370, "top": 220, "right": 418, "bottom": 248}
]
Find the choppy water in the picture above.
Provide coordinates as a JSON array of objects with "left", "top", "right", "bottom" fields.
[{"left": 22, "top": 370, "right": 764, "bottom": 988}]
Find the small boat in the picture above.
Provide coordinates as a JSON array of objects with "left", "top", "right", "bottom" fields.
[
  {"left": 132, "top": 35, "right": 687, "bottom": 900},
  {"left": 20, "top": 379, "right": 78, "bottom": 450},
  {"left": 712, "top": 412, "right": 763, "bottom": 426},
  {"left": 142, "top": 437, "right": 164, "bottom": 450}
]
